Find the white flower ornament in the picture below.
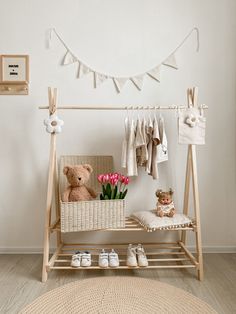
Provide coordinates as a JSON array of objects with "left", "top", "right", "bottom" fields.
[
  {"left": 44, "top": 113, "right": 64, "bottom": 134},
  {"left": 185, "top": 114, "right": 199, "bottom": 128}
]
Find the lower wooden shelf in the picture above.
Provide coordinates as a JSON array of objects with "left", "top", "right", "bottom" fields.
[{"left": 47, "top": 242, "right": 198, "bottom": 271}]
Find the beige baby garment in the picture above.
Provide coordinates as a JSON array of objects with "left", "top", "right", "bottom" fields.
[
  {"left": 136, "top": 117, "right": 147, "bottom": 167},
  {"left": 127, "top": 119, "right": 138, "bottom": 176},
  {"left": 145, "top": 117, "right": 153, "bottom": 174},
  {"left": 121, "top": 117, "right": 130, "bottom": 168},
  {"left": 150, "top": 116, "right": 161, "bottom": 179}
]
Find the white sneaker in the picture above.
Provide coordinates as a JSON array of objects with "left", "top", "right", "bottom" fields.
[
  {"left": 99, "top": 249, "right": 109, "bottom": 268},
  {"left": 71, "top": 251, "right": 81, "bottom": 267},
  {"left": 136, "top": 244, "right": 148, "bottom": 267},
  {"left": 109, "top": 249, "right": 119, "bottom": 268},
  {"left": 126, "top": 244, "right": 138, "bottom": 267},
  {"left": 81, "top": 251, "right": 92, "bottom": 267}
]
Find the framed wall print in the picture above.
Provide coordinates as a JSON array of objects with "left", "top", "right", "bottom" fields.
[
  {"left": 0, "top": 55, "right": 29, "bottom": 83},
  {"left": 0, "top": 55, "right": 29, "bottom": 95}
]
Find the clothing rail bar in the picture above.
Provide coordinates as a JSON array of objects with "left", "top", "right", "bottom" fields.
[{"left": 39, "top": 104, "right": 208, "bottom": 110}]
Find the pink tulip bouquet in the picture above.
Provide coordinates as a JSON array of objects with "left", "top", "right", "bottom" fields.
[{"left": 97, "top": 173, "right": 130, "bottom": 200}]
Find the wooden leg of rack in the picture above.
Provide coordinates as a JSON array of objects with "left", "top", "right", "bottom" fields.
[
  {"left": 191, "top": 145, "right": 203, "bottom": 281},
  {"left": 181, "top": 145, "right": 191, "bottom": 244},
  {"left": 42, "top": 134, "right": 56, "bottom": 283},
  {"left": 54, "top": 154, "right": 62, "bottom": 247}
]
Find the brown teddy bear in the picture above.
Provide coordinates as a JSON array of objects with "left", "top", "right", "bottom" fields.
[
  {"left": 62, "top": 164, "right": 97, "bottom": 202},
  {"left": 155, "top": 188, "right": 176, "bottom": 217}
]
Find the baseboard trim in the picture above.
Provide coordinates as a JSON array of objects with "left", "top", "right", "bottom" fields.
[{"left": 0, "top": 246, "right": 235, "bottom": 254}]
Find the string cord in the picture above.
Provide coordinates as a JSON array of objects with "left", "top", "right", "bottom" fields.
[{"left": 49, "top": 27, "right": 200, "bottom": 78}]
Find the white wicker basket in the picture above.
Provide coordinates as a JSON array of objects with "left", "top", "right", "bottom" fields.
[{"left": 59, "top": 156, "right": 125, "bottom": 232}]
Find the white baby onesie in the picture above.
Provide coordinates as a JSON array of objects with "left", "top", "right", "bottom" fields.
[
  {"left": 150, "top": 116, "right": 161, "bottom": 180},
  {"left": 121, "top": 117, "right": 130, "bottom": 168},
  {"left": 157, "top": 115, "right": 168, "bottom": 163},
  {"left": 127, "top": 119, "right": 138, "bottom": 176}
]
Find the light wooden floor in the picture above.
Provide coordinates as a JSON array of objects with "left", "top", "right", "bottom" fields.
[{"left": 0, "top": 254, "right": 235, "bottom": 314}]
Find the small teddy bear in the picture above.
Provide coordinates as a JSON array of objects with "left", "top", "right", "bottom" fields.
[
  {"left": 62, "top": 164, "right": 97, "bottom": 202},
  {"left": 155, "top": 188, "right": 176, "bottom": 217}
]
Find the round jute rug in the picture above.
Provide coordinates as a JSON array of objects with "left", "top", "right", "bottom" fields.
[{"left": 20, "top": 277, "right": 217, "bottom": 314}]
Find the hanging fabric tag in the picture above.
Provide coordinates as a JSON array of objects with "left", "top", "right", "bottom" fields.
[
  {"left": 147, "top": 65, "right": 162, "bottom": 82},
  {"left": 163, "top": 53, "right": 178, "bottom": 69},
  {"left": 178, "top": 107, "right": 206, "bottom": 145},
  {"left": 130, "top": 75, "right": 144, "bottom": 90},
  {"left": 62, "top": 51, "right": 77, "bottom": 65}
]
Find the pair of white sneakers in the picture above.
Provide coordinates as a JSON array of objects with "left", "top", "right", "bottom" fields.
[
  {"left": 126, "top": 244, "right": 148, "bottom": 267},
  {"left": 99, "top": 249, "right": 119, "bottom": 268},
  {"left": 71, "top": 251, "right": 91, "bottom": 267}
]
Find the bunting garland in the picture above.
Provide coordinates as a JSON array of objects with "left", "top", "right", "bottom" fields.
[{"left": 48, "top": 27, "right": 199, "bottom": 93}]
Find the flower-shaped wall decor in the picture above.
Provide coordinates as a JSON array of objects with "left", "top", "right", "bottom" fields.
[
  {"left": 185, "top": 114, "right": 199, "bottom": 128},
  {"left": 44, "top": 114, "right": 64, "bottom": 134}
]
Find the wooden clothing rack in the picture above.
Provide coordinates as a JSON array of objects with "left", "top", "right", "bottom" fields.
[{"left": 40, "top": 87, "right": 206, "bottom": 283}]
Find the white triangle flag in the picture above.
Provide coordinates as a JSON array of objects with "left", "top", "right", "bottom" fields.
[
  {"left": 147, "top": 65, "right": 162, "bottom": 82},
  {"left": 94, "top": 72, "right": 108, "bottom": 88},
  {"left": 162, "top": 53, "right": 178, "bottom": 69},
  {"left": 130, "top": 75, "right": 144, "bottom": 91},
  {"left": 62, "top": 51, "right": 77, "bottom": 65},
  {"left": 113, "top": 78, "right": 128, "bottom": 93},
  {"left": 77, "top": 62, "right": 92, "bottom": 78}
]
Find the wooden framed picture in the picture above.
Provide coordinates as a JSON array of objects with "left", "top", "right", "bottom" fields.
[{"left": 0, "top": 55, "right": 29, "bottom": 83}]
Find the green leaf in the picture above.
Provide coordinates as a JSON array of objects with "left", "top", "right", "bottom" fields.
[
  {"left": 111, "top": 186, "right": 117, "bottom": 199},
  {"left": 122, "top": 189, "right": 128, "bottom": 199},
  {"left": 104, "top": 195, "right": 109, "bottom": 200},
  {"left": 102, "top": 185, "right": 106, "bottom": 196},
  {"left": 100, "top": 193, "right": 104, "bottom": 200},
  {"left": 106, "top": 183, "right": 112, "bottom": 199}
]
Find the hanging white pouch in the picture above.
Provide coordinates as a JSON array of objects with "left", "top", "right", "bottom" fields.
[{"left": 178, "top": 107, "right": 206, "bottom": 145}]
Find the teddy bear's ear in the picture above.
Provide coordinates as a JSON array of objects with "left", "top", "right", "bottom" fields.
[
  {"left": 83, "top": 164, "right": 93, "bottom": 173},
  {"left": 156, "top": 189, "right": 162, "bottom": 198},
  {"left": 63, "top": 166, "right": 71, "bottom": 175},
  {"left": 169, "top": 188, "right": 174, "bottom": 195}
]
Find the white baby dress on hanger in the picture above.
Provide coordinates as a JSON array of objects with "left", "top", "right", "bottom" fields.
[
  {"left": 121, "top": 117, "right": 129, "bottom": 168},
  {"left": 178, "top": 107, "right": 206, "bottom": 145},
  {"left": 157, "top": 115, "right": 168, "bottom": 163}
]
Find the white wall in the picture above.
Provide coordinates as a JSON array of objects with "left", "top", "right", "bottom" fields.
[{"left": 0, "top": 0, "right": 235, "bottom": 252}]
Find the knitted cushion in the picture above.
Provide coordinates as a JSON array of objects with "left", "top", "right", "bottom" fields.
[{"left": 131, "top": 210, "right": 192, "bottom": 231}]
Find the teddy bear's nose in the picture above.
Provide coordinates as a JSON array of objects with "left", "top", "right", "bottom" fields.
[{"left": 78, "top": 177, "right": 81, "bottom": 181}]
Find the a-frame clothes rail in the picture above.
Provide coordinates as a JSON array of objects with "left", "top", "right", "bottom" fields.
[{"left": 39, "top": 87, "right": 206, "bottom": 283}]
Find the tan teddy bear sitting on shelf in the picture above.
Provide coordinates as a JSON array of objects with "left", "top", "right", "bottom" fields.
[
  {"left": 155, "top": 188, "right": 176, "bottom": 217},
  {"left": 62, "top": 164, "right": 97, "bottom": 202}
]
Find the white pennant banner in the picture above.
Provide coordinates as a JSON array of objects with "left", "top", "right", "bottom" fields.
[
  {"left": 147, "top": 65, "right": 162, "bottom": 82},
  {"left": 162, "top": 53, "right": 178, "bottom": 69},
  {"left": 130, "top": 75, "right": 144, "bottom": 91},
  {"left": 113, "top": 78, "right": 128, "bottom": 93},
  {"left": 62, "top": 51, "right": 77, "bottom": 65},
  {"left": 94, "top": 72, "right": 108, "bottom": 88},
  {"left": 49, "top": 27, "right": 199, "bottom": 93},
  {"left": 77, "top": 62, "right": 92, "bottom": 78}
]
